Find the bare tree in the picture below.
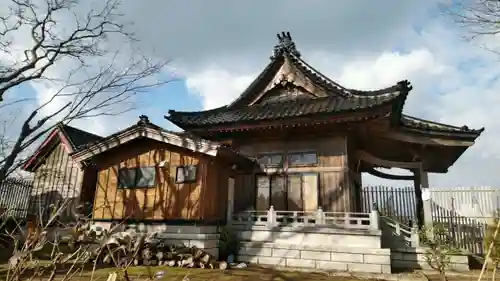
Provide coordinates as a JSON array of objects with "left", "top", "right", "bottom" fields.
[
  {"left": 0, "top": 0, "right": 170, "bottom": 181},
  {"left": 450, "top": 0, "right": 500, "bottom": 41}
]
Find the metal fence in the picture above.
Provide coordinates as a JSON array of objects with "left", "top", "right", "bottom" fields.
[
  {"left": 362, "top": 185, "right": 498, "bottom": 255},
  {"left": 0, "top": 178, "right": 33, "bottom": 220}
]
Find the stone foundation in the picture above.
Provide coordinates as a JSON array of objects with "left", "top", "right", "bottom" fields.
[
  {"left": 391, "top": 247, "right": 469, "bottom": 272},
  {"left": 233, "top": 224, "right": 382, "bottom": 248},
  {"left": 92, "top": 222, "right": 220, "bottom": 258},
  {"left": 232, "top": 224, "right": 389, "bottom": 273},
  {"left": 238, "top": 242, "right": 391, "bottom": 273}
]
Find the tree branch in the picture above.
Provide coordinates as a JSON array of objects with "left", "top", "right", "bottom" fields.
[{"left": 0, "top": 0, "right": 171, "bottom": 181}]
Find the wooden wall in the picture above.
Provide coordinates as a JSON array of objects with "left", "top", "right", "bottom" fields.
[
  {"left": 232, "top": 136, "right": 355, "bottom": 213},
  {"left": 346, "top": 135, "right": 362, "bottom": 212},
  {"left": 91, "top": 139, "right": 228, "bottom": 222},
  {"left": 31, "top": 142, "right": 84, "bottom": 221}
]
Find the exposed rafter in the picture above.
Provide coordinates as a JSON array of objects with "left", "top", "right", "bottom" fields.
[
  {"left": 357, "top": 150, "right": 421, "bottom": 170},
  {"left": 364, "top": 166, "right": 415, "bottom": 181}
]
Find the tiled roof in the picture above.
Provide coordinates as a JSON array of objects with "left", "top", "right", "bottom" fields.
[
  {"left": 166, "top": 31, "right": 484, "bottom": 139},
  {"left": 168, "top": 90, "right": 403, "bottom": 127},
  {"left": 58, "top": 124, "right": 103, "bottom": 149},
  {"left": 401, "top": 115, "right": 485, "bottom": 135}
]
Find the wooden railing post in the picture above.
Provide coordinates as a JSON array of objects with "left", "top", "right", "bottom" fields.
[
  {"left": 267, "top": 205, "right": 276, "bottom": 226},
  {"left": 316, "top": 207, "right": 325, "bottom": 225},
  {"left": 370, "top": 203, "right": 380, "bottom": 230}
]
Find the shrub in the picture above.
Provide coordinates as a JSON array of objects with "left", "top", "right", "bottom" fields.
[
  {"left": 420, "top": 223, "right": 459, "bottom": 281},
  {"left": 218, "top": 225, "right": 240, "bottom": 262}
]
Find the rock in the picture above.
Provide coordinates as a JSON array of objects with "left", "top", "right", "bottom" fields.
[
  {"left": 219, "top": 261, "right": 228, "bottom": 270},
  {"left": 235, "top": 262, "right": 247, "bottom": 268}
]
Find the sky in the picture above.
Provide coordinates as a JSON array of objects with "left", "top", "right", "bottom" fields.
[{"left": 1, "top": 0, "right": 500, "bottom": 188}]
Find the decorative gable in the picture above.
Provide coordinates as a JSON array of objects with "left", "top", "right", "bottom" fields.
[
  {"left": 250, "top": 56, "right": 328, "bottom": 105},
  {"left": 256, "top": 82, "right": 315, "bottom": 104}
]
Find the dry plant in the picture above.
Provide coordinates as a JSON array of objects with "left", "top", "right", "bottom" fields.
[
  {"left": 0, "top": 197, "right": 225, "bottom": 281},
  {"left": 0, "top": 199, "right": 132, "bottom": 281},
  {"left": 483, "top": 210, "right": 500, "bottom": 280}
]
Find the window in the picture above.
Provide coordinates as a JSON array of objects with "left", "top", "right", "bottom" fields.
[
  {"left": 176, "top": 165, "right": 197, "bottom": 183},
  {"left": 255, "top": 173, "right": 318, "bottom": 212},
  {"left": 118, "top": 167, "right": 156, "bottom": 188},
  {"left": 257, "top": 154, "right": 283, "bottom": 167},
  {"left": 287, "top": 151, "right": 318, "bottom": 166}
]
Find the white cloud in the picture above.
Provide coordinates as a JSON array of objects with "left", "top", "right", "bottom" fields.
[{"left": 185, "top": 67, "right": 256, "bottom": 109}]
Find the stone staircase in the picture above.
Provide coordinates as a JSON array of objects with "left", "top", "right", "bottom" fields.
[{"left": 379, "top": 216, "right": 469, "bottom": 271}]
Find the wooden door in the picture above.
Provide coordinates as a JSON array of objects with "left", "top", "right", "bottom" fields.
[
  {"left": 256, "top": 175, "right": 270, "bottom": 211},
  {"left": 287, "top": 174, "right": 303, "bottom": 211},
  {"left": 270, "top": 175, "right": 286, "bottom": 210},
  {"left": 302, "top": 173, "right": 319, "bottom": 212}
]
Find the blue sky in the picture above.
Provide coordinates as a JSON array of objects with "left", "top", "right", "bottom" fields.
[{"left": 3, "top": 0, "right": 500, "bottom": 187}]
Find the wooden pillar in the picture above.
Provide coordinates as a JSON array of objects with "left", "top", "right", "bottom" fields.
[
  {"left": 226, "top": 177, "right": 235, "bottom": 222},
  {"left": 413, "top": 168, "right": 432, "bottom": 229},
  {"left": 413, "top": 171, "right": 423, "bottom": 228},
  {"left": 420, "top": 171, "right": 433, "bottom": 228}
]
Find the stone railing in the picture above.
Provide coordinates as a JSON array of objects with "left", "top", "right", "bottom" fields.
[
  {"left": 381, "top": 216, "right": 420, "bottom": 248},
  {"left": 231, "top": 206, "right": 380, "bottom": 230}
]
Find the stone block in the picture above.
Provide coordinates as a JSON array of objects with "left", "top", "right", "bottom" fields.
[
  {"left": 286, "top": 258, "right": 315, "bottom": 268},
  {"left": 204, "top": 248, "right": 219, "bottom": 259},
  {"left": 300, "top": 250, "right": 331, "bottom": 260},
  {"left": 156, "top": 233, "right": 219, "bottom": 241},
  {"left": 450, "top": 255, "right": 468, "bottom": 265},
  {"left": 363, "top": 254, "right": 390, "bottom": 265},
  {"left": 237, "top": 228, "right": 381, "bottom": 248},
  {"left": 164, "top": 238, "right": 192, "bottom": 246},
  {"left": 258, "top": 257, "right": 287, "bottom": 266},
  {"left": 348, "top": 263, "right": 382, "bottom": 273},
  {"left": 162, "top": 225, "right": 218, "bottom": 234},
  {"left": 331, "top": 253, "right": 363, "bottom": 263},
  {"left": 315, "top": 260, "right": 348, "bottom": 271},
  {"left": 381, "top": 265, "right": 392, "bottom": 274},
  {"left": 189, "top": 239, "right": 218, "bottom": 249},
  {"left": 239, "top": 246, "right": 272, "bottom": 257},
  {"left": 272, "top": 249, "right": 300, "bottom": 258},
  {"left": 237, "top": 255, "right": 259, "bottom": 263}
]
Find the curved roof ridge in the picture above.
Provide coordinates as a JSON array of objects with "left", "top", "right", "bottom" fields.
[
  {"left": 168, "top": 105, "right": 229, "bottom": 116},
  {"left": 402, "top": 114, "right": 485, "bottom": 134},
  {"left": 287, "top": 52, "right": 411, "bottom": 99}
]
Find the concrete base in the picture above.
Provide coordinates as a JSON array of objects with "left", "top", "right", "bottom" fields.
[
  {"left": 92, "top": 222, "right": 220, "bottom": 258},
  {"left": 391, "top": 247, "right": 469, "bottom": 272},
  {"left": 237, "top": 242, "right": 391, "bottom": 273},
  {"left": 231, "top": 224, "right": 389, "bottom": 274},
  {"left": 232, "top": 224, "right": 382, "bottom": 248}
]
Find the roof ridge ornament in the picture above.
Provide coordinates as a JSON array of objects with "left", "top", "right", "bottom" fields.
[
  {"left": 137, "top": 114, "right": 150, "bottom": 125},
  {"left": 271, "top": 31, "right": 301, "bottom": 59}
]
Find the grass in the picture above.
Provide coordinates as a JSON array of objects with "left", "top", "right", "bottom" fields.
[
  {"left": 0, "top": 264, "right": 382, "bottom": 281},
  {"left": 92, "top": 266, "right": 374, "bottom": 281}
]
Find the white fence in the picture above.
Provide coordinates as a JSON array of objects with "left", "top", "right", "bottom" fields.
[{"left": 362, "top": 185, "right": 499, "bottom": 255}]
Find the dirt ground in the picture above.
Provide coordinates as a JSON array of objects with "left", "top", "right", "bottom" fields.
[{"left": 0, "top": 265, "right": 386, "bottom": 281}]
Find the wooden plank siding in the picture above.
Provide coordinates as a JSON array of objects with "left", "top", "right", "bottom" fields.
[
  {"left": 91, "top": 139, "right": 229, "bottom": 222},
  {"left": 231, "top": 136, "right": 355, "bottom": 213},
  {"left": 347, "top": 135, "right": 362, "bottom": 212},
  {"left": 31, "top": 142, "right": 84, "bottom": 221}
]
